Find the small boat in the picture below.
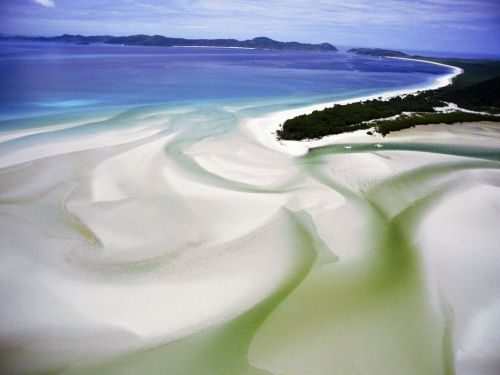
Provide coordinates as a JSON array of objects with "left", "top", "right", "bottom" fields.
[
  {"left": 344, "top": 145, "right": 352, "bottom": 149},
  {"left": 375, "top": 143, "right": 383, "bottom": 148}
]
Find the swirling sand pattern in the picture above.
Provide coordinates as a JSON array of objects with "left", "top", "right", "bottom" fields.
[{"left": 0, "top": 104, "right": 499, "bottom": 375}]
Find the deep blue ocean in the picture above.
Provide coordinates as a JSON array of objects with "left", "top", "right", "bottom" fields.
[{"left": 0, "top": 41, "right": 452, "bottom": 124}]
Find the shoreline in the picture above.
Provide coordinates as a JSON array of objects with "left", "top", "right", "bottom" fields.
[{"left": 244, "top": 57, "right": 464, "bottom": 156}]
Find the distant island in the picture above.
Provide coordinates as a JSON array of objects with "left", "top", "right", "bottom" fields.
[
  {"left": 348, "top": 48, "right": 409, "bottom": 57},
  {"left": 0, "top": 34, "right": 338, "bottom": 52}
]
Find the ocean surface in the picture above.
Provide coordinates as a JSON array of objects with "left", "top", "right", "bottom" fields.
[{"left": 0, "top": 41, "right": 451, "bottom": 123}]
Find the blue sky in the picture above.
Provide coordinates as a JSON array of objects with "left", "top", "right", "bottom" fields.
[{"left": 1, "top": 0, "right": 499, "bottom": 54}]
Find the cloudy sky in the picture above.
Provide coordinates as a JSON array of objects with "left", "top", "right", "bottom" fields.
[{"left": 1, "top": 0, "right": 499, "bottom": 54}]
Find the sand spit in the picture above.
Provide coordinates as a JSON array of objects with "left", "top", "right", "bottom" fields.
[{"left": 244, "top": 57, "right": 463, "bottom": 156}]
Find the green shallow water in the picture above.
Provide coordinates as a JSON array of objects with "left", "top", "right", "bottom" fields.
[
  {"left": 64, "top": 139, "right": 500, "bottom": 375},
  {"left": 66, "top": 211, "right": 335, "bottom": 375}
]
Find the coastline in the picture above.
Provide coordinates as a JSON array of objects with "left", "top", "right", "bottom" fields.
[
  {"left": 244, "top": 57, "right": 464, "bottom": 156},
  {"left": 172, "top": 45, "right": 257, "bottom": 49}
]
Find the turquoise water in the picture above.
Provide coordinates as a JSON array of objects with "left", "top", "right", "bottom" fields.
[{"left": 0, "top": 41, "right": 451, "bottom": 122}]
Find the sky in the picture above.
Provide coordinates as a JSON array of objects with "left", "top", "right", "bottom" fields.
[{"left": 0, "top": 0, "right": 499, "bottom": 54}]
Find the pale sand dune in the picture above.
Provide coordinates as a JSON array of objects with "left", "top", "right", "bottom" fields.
[
  {"left": 185, "top": 131, "right": 295, "bottom": 187},
  {"left": 418, "top": 182, "right": 500, "bottom": 375},
  {"left": 90, "top": 133, "right": 179, "bottom": 202},
  {"left": 0, "top": 123, "right": 165, "bottom": 169},
  {"left": 387, "top": 121, "right": 500, "bottom": 145}
]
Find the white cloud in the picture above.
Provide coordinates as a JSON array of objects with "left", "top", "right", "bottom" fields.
[{"left": 33, "top": 0, "right": 55, "bottom": 8}]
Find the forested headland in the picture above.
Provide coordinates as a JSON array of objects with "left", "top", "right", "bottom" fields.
[{"left": 277, "top": 58, "right": 500, "bottom": 140}]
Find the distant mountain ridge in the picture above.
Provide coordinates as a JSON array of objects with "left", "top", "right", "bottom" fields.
[{"left": 1, "top": 34, "right": 338, "bottom": 52}]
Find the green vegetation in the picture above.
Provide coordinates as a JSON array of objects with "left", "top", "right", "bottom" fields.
[
  {"left": 277, "top": 96, "right": 434, "bottom": 140},
  {"left": 436, "top": 73, "right": 500, "bottom": 112},
  {"left": 374, "top": 112, "right": 499, "bottom": 136},
  {"left": 277, "top": 58, "right": 500, "bottom": 140},
  {"left": 348, "top": 48, "right": 409, "bottom": 57},
  {"left": 421, "top": 58, "right": 500, "bottom": 88}
]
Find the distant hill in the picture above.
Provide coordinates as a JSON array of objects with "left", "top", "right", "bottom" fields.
[
  {"left": 348, "top": 48, "right": 408, "bottom": 57},
  {"left": 0, "top": 34, "right": 338, "bottom": 52}
]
